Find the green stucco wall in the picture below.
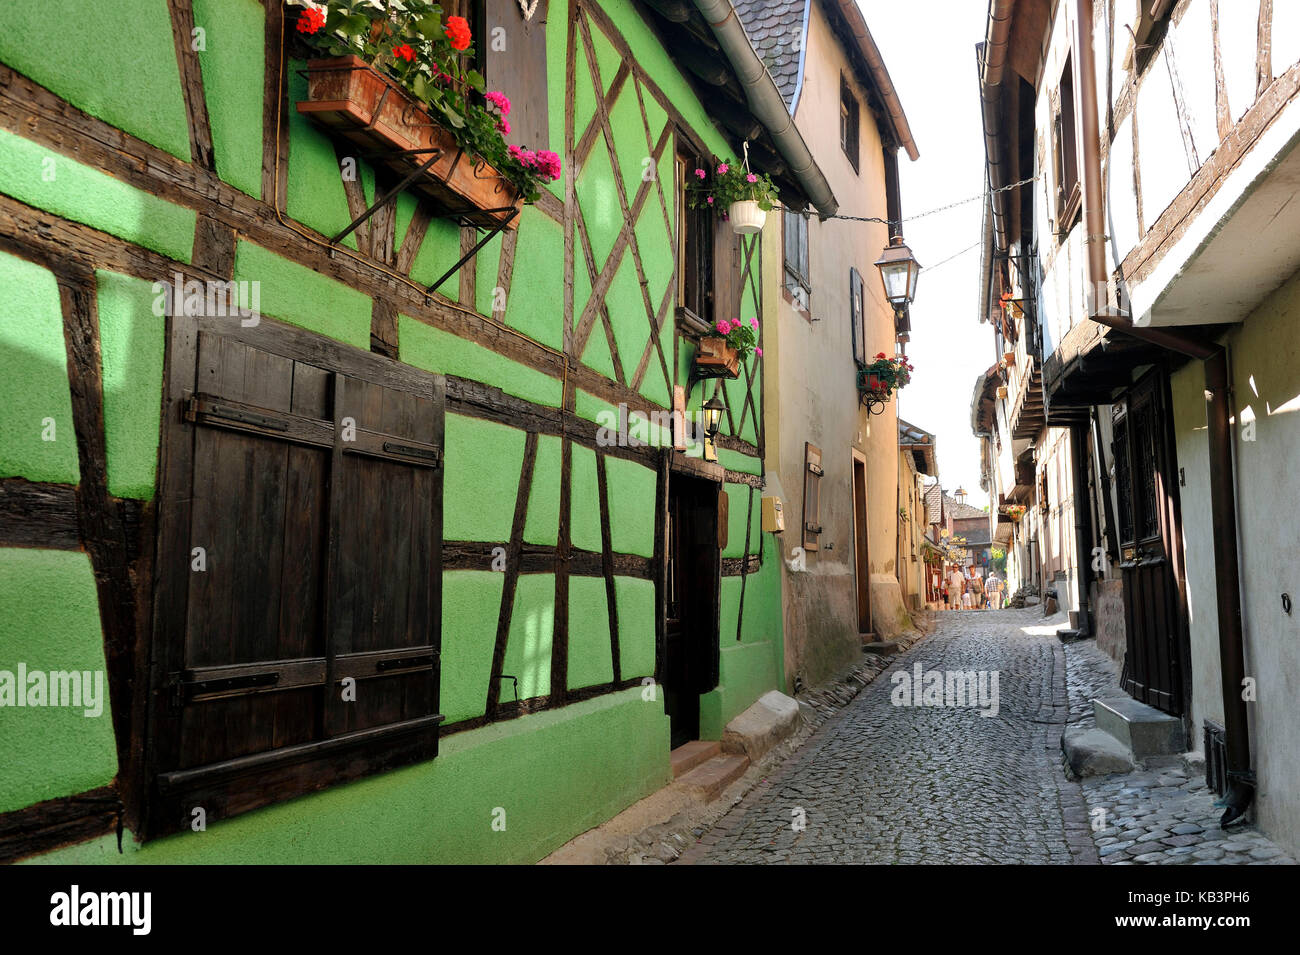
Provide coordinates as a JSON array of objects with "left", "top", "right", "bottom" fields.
[
  {"left": 193, "top": 0, "right": 265, "bottom": 197},
  {"left": 97, "top": 270, "right": 165, "bottom": 500},
  {"left": 0, "top": 253, "right": 79, "bottom": 485},
  {"left": 0, "top": 128, "right": 195, "bottom": 263},
  {"left": 0, "top": 0, "right": 191, "bottom": 161},
  {"left": 0, "top": 549, "right": 118, "bottom": 814},
  {"left": 27, "top": 688, "right": 670, "bottom": 865}
]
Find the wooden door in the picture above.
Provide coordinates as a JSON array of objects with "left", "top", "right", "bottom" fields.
[
  {"left": 1113, "top": 371, "right": 1187, "bottom": 715},
  {"left": 853, "top": 455, "right": 872, "bottom": 634},
  {"left": 662, "top": 473, "right": 720, "bottom": 748}
]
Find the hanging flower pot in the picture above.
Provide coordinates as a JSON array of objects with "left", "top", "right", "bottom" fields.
[
  {"left": 996, "top": 385, "right": 1008, "bottom": 399},
  {"left": 1006, "top": 504, "right": 1026, "bottom": 522},
  {"left": 687, "top": 160, "right": 778, "bottom": 232},
  {"left": 1003, "top": 350, "right": 1015, "bottom": 367},
  {"left": 729, "top": 199, "right": 766, "bottom": 234}
]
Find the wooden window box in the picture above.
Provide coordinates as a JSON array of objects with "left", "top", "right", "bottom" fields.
[
  {"left": 694, "top": 336, "right": 740, "bottom": 378},
  {"left": 296, "top": 55, "right": 522, "bottom": 230}
]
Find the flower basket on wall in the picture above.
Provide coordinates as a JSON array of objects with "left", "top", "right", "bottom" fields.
[
  {"left": 297, "top": 55, "right": 522, "bottom": 230},
  {"left": 695, "top": 336, "right": 741, "bottom": 378},
  {"left": 694, "top": 317, "right": 760, "bottom": 379}
]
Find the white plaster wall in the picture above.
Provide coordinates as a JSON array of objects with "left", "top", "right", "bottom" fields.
[
  {"left": 1275, "top": 1, "right": 1300, "bottom": 75},
  {"left": 1173, "top": 269, "right": 1300, "bottom": 860},
  {"left": 1220, "top": 0, "right": 1262, "bottom": 123}
]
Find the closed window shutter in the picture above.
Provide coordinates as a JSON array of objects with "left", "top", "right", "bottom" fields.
[
  {"left": 850, "top": 267, "right": 865, "bottom": 364},
  {"left": 713, "top": 216, "right": 742, "bottom": 324},
  {"left": 151, "top": 331, "right": 444, "bottom": 833},
  {"left": 483, "top": 0, "right": 550, "bottom": 151},
  {"left": 802, "top": 442, "right": 822, "bottom": 552}
]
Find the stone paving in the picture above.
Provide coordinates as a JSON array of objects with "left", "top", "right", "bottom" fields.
[
  {"left": 681, "top": 608, "right": 1296, "bottom": 865},
  {"left": 682, "top": 608, "right": 1099, "bottom": 864},
  {"left": 1062, "top": 638, "right": 1295, "bottom": 866}
]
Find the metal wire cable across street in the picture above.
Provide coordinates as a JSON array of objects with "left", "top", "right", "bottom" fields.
[{"left": 782, "top": 173, "right": 1042, "bottom": 227}]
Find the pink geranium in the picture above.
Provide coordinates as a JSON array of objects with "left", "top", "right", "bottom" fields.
[
  {"left": 755, "top": 347, "right": 763, "bottom": 357},
  {"left": 485, "top": 91, "right": 511, "bottom": 115},
  {"left": 746, "top": 173, "right": 758, "bottom": 183},
  {"left": 749, "top": 317, "right": 759, "bottom": 329},
  {"left": 695, "top": 168, "right": 706, "bottom": 179},
  {"left": 717, "top": 163, "right": 729, "bottom": 174}
]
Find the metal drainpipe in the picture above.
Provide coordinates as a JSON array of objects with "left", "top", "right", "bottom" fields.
[
  {"left": 1074, "top": 0, "right": 1252, "bottom": 821},
  {"left": 691, "top": 0, "right": 838, "bottom": 218},
  {"left": 1069, "top": 422, "right": 1093, "bottom": 635}
]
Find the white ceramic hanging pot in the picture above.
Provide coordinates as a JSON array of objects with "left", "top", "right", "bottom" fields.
[{"left": 728, "top": 199, "right": 766, "bottom": 234}]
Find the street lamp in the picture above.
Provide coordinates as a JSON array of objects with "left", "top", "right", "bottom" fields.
[
  {"left": 701, "top": 396, "right": 725, "bottom": 462},
  {"left": 955, "top": 486, "right": 967, "bottom": 507},
  {"left": 874, "top": 235, "right": 921, "bottom": 314}
]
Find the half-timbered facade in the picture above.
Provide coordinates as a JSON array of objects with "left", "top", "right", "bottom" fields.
[
  {"left": 735, "top": 0, "right": 919, "bottom": 688},
  {"left": 0, "top": 0, "right": 831, "bottom": 863},
  {"left": 974, "top": 0, "right": 1300, "bottom": 855}
]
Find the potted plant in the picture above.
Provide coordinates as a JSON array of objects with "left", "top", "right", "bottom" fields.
[
  {"left": 857, "top": 352, "right": 913, "bottom": 400},
  {"left": 696, "top": 316, "right": 761, "bottom": 378},
  {"left": 1006, "top": 504, "right": 1026, "bottom": 522},
  {"left": 289, "top": 0, "right": 561, "bottom": 229},
  {"left": 688, "top": 160, "right": 778, "bottom": 234}
]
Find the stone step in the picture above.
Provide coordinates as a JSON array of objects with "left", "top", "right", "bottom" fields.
[
  {"left": 1063, "top": 726, "right": 1135, "bottom": 777},
  {"left": 1094, "top": 696, "right": 1186, "bottom": 758},
  {"left": 862, "top": 640, "right": 900, "bottom": 655},
  {"left": 670, "top": 740, "right": 721, "bottom": 779},
  {"left": 675, "top": 754, "right": 750, "bottom": 802}
]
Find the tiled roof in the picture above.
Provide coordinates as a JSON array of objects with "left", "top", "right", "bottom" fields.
[{"left": 733, "top": 0, "right": 808, "bottom": 110}]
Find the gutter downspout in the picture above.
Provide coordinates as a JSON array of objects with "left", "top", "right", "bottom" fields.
[
  {"left": 979, "top": 1, "right": 1014, "bottom": 254},
  {"left": 1074, "top": 0, "right": 1252, "bottom": 823},
  {"left": 692, "top": 0, "right": 838, "bottom": 217}
]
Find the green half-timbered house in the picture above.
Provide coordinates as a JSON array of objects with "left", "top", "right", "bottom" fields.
[{"left": 0, "top": 0, "right": 834, "bottom": 862}]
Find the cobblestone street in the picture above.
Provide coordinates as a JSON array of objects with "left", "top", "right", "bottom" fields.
[
  {"left": 682, "top": 608, "right": 1295, "bottom": 865},
  {"left": 683, "top": 608, "right": 1098, "bottom": 864}
]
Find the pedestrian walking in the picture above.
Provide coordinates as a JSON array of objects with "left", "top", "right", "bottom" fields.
[
  {"left": 947, "top": 566, "right": 965, "bottom": 611},
  {"left": 969, "top": 571, "right": 985, "bottom": 609},
  {"left": 986, "top": 572, "right": 1002, "bottom": 610}
]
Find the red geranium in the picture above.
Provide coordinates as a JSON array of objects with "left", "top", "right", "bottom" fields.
[
  {"left": 445, "top": 15, "right": 472, "bottom": 51},
  {"left": 392, "top": 43, "right": 415, "bottom": 62},
  {"left": 296, "top": 7, "right": 325, "bottom": 34}
]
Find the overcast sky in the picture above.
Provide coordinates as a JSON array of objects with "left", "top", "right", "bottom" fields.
[{"left": 861, "top": 0, "right": 993, "bottom": 508}]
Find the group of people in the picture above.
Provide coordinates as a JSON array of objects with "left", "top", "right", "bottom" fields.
[{"left": 943, "top": 566, "right": 1004, "bottom": 611}]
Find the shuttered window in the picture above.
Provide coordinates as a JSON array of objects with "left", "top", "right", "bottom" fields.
[
  {"left": 802, "top": 442, "right": 823, "bottom": 552},
  {"left": 784, "top": 210, "right": 810, "bottom": 310},
  {"left": 840, "top": 74, "right": 859, "bottom": 173},
  {"left": 482, "top": 0, "right": 550, "bottom": 150},
  {"left": 678, "top": 145, "right": 715, "bottom": 324},
  {"left": 849, "top": 267, "right": 866, "bottom": 364},
  {"left": 146, "top": 323, "right": 445, "bottom": 837}
]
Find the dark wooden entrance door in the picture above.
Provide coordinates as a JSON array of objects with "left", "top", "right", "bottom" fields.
[
  {"left": 1112, "top": 370, "right": 1188, "bottom": 715},
  {"left": 853, "top": 455, "right": 872, "bottom": 634},
  {"left": 663, "top": 473, "right": 721, "bottom": 748}
]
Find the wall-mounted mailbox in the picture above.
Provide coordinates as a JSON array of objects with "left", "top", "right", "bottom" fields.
[{"left": 762, "top": 495, "right": 784, "bottom": 533}]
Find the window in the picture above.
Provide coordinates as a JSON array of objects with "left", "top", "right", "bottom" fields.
[
  {"left": 840, "top": 74, "right": 860, "bottom": 172},
  {"left": 145, "top": 322, "right": 445, "bottom": 838},
  {"left": 678, "top": 147, "right": 714, "bottom": 324},
  {"left": 1052, "top": 54, "right": 1081, "bottom": 232},
  {"left": 849, "top": 267, "right": 866, "bottom": 364},
  {"left": 784, "top": 210, "right": 810, "bottom": 311},
  {"left": 802, "top": 442, "right": 823, "bottom": 552}
]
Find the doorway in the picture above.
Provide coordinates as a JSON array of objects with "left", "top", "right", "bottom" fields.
[
  {"left": 662, "top": 471, "right": 721, "bottom": 748},
  {"left": 852, "top": 452, "right": 872, "bottom": 635},
  {"left": 1112, "top": 369, "right": 1189, "bottom": 715}
]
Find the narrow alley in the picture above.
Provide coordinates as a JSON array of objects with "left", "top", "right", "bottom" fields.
[{"left": 682, "top": 610, "right": 1294, "bottom": 866}]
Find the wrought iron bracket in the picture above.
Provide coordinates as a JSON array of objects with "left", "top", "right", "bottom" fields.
[{"left": 426, "top": 204, "right": 520, "bottom": 295}]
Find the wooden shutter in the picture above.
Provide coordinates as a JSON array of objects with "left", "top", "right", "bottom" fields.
[
  {"left": 713, "top": 216, "right": 742, "bottom": 325},
  {"left": 147, "top": 324, "right": 444, "bottom": 835},
  {"left": 802, "top": 442, "right": 823, "bottom": 552},
  {"left": 850, "top": 267, "right": 865, "bottom": 364},
  {"left": 483, "top": 0, "right": 550, "bottom": 150}
]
